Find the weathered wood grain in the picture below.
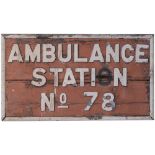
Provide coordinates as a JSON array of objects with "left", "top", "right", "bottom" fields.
[
  {"left": 5, "top": 38, "right": 150, "bottom": 80},
  {"left": 3, "top": 35, "right": 153, "bottom": 120},
  {"left": 5, "top": 81, "right": 150, "bottom": 117}
]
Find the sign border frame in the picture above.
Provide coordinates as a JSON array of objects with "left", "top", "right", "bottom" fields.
[{"left": 1, "top": 34, "right": 154, "bottom": 121}]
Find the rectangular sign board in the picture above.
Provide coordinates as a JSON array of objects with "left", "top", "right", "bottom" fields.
[{"left": 1, "top": 34, "right": 154, "bottom": 120}]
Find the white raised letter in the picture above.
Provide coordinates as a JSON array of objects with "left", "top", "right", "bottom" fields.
[
  {"left": 50, "top": 68, "right": 63, "bottom": 86},
  {"left": 106, "top": 43, "right": 119, "bottom": 62},
  {"left": 8, "top": 44, "right": 23, "bottom": 62},
  {"left": 31, "top": 68, "right": 46, "bottom": 87},
  {"left": 121, "top": 44, "right": 134, "bottom": 63},
  {"left": 136, "top": 44, "right": 149, "bottom": 63},
  {"left": 91, "top": 68, "right": 96, "bottom": 86},
  {"left": 58, "top": 44, "right": 72, "bottom": 62},
  {"left": 74, "top": 44, "right": 88, "bottom": 62},
  {"left": 89, "top": 44, "right": 104, "bottom": 62},
  {"left": 114, "top": 68, "right": 127, "bottom": 86},
  {"left": 25, "top": 44, "right": 40, "bottom": 62},
  {"left": 75, "top": 68, "right": 89, "bottom": 86},
  {"left": 62, "top": 68, "right": 76, "bottom": 86},
  {"left": 43, "top": 44, "right": 56, "bottom": 62},
  {"left": 41, "top": 93, "right": 54, "bottom": 111}
]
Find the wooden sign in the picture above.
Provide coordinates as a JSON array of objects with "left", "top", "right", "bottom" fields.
[{"left": 1, "top": 34, "right": 154, "bottom": 120}]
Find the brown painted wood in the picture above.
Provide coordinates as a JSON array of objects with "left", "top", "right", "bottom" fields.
[
  {"left": 6, "top": 81, "right": 149, "bottom": 117},
  {"left": 2, "top": 34, "right": 153, "bottom": 120},
  {"left": 5, "top": 38, "right": 150, "bottom": 80}
]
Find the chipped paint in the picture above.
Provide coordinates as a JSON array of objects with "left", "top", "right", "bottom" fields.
[{"left": 1, "top": 34, "right": 154, "bottom": 121}]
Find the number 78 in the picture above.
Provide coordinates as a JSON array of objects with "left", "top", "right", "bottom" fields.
[{"left": 84, "top": 92, "right": 115, "bottom": 111}]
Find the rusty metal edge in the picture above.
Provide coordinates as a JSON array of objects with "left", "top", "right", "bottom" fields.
[
  {"left": 1, "top": 34, "right": 154, "bottom": 39},
  {"left": 1, "top": 34, "right": 154, "bottom": 121},
  {"left": 1, "top": 34, "right": 6, "bottom": 120}
]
